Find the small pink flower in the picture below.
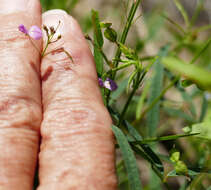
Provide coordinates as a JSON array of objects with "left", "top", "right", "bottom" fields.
[
  {"left": 18, "top": 24, "right": 28, "bottom": 34},
  {"left": 28, "top": 25, "right": 42, "bottom": 40},
  {"left": 18, "top": 24, "right": 42, "bottom": 40}
]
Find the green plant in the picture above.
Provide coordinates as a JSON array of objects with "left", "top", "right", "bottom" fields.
[{"left": 40, "top": 0, "right": 211, "bottom": 189}]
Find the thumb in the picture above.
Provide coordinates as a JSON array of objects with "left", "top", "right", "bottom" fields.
[{"left": 38, "top": 10, "right": 117, "bottom": 190}]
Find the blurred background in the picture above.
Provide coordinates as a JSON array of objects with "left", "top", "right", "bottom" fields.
[{"left": 40, "top": 0, "right": 211, "bottom": 189}]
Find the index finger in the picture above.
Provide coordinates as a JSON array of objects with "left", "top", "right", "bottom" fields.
[{"left": 0, "top": 0, "right": 42, "bottom": 189}]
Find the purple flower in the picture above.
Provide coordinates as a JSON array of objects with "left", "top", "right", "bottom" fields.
[
  {"left": 98, "top": 77, "right": 118, "bottom": 91},
  {"left": 104, "top": 78, "right": 118, "bottom": 91},
  {"left": 18, "top": 24, "right": 28, "bottom": 34},
  {"left": 18, "top": 24, "right": 42, "bottom": 40},
  {"left": 98, "top": 78, "right": 104, "bottom": 87},
  {"left": 28, "top": 25, "right": 42, "bottom": 40}
]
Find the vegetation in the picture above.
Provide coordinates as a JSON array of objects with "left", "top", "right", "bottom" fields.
[{"left": 40, "top": 0, "right": 211, "bottom": 189}]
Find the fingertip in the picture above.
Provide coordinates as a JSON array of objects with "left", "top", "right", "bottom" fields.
[{"left": 42, "top": 9, "right": 86, "bottom": 46}]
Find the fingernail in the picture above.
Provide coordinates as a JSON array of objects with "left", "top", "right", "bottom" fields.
[
  {"left": 0, "top": 0, "right": 29, "bottom": 14},
  {"left": 42, "top": 10, "right": 68, "bottom": 39}
]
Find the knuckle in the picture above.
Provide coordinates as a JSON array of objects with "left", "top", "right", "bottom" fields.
[
  {"left": 0, "top": 96, "right": 42, "bottom": 132},
  {"left": 41, "top": 99, "right": 113, "bottom": 140}
]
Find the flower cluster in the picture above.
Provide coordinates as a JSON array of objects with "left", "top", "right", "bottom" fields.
[
  {"left": 18, "top": 24, "right": 42, "bottom": 40},
  {"left": 98, "top": 78, "right": 118, "bottom": 91},
  {"left": 18, "top": 22, "right": 64, "bottom": 58}
]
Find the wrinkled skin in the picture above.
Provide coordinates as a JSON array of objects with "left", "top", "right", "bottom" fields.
[{"left": 0, "top": 0, "right": 117, "bottom": 189}]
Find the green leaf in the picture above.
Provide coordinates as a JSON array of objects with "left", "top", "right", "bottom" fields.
[
  {"left": 163, "top": 107, "right": 195, "bottom": 123},
  {"left": 146, "top": 46, "right": 169, "bottom": 137},
  {"left": 124, "top": 121, "right": 164, "bottom": 174},
  {"left": 116, "top": 161, "right": 129, "bottom": 188},
  {"left": 112, "top": 125, "right": 142, "bottom": 190},
  {"left": 92, "top": 10, "right": 104, "bottom": 75},
  {"left": 162, "top": 56, "right": 211, "bottom": 91},
  {"left": 109, "top": 107, "right": 164, "bottom": 180},
  {"left": 93, "top": 35, "right": 103, "bottom": 75},
  {"left": 173, "top": 0, "right": 190, "bottom": 27},
  {"left": 91, "top": 10, "right": 104, "bottom": 47}
]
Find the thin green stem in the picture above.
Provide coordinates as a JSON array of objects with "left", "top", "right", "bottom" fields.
[
  {"left": 161, "top": 13, "right": 186, "bottom": 34},
  {"left": 131, "top": 133, "right": 200, "bottom": 144},
  {"left": 195, "top": 25, "right": 211, "bottom": 33},
  {"left": 113, "top": 0, "right": 141, "bottom": 71},
  {"left": 134, "top": 77, "right": 179, "bottom": 124},
  {"left": 107, "top": 0, "right": 142, "bottom": 104},
  {"left": 190, "top": 0, "right": 204, "bottom": 27},
  {"left": 85, "top": 35, "right": 111, "bottom": 66},
  {"left": 190, "top": 37, "right": 211, "bottom": 64},
  {"left": 41, "top": 37, "right": 50, "bottom": 57},
  {"left": 118, "top": 71, "right": 145, "bottom": 127}
]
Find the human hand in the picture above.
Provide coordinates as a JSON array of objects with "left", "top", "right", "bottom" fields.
[{"left": 0, "top": 0, "right": 117, "bottom": 189}]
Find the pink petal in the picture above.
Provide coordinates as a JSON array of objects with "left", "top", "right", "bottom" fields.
[
  {"left": 18, "top": 24, "right": 28, "bottom": 34},
  {"left": 28, "top": 25, "right": 42, "bottom": 40}
]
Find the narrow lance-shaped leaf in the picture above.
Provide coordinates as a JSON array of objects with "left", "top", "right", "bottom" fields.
[
  {"left": 173, "top": 0, "right": 190, "bottom": 27},
  {"left": 91, "top": 10, "right": 104, "bottom": 47},
  {"left": 124, "top": 121, "right": 164, "bottom": 174},
  {"left": 91, "top": 10, "right": 104, "bottom": 75},
  {"left": 146, "top": 45, "right": 169, "bottom": 137},
  {"left": 112, "top": 125, "right": 142, "bottom": 190}
]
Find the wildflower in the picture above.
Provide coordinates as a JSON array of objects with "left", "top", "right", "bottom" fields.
[
  {"left": 104, "top": 78, "right": 118, "bottom": 91},
  {"left": 98, "top": 77, "right": 118, "bottom": 91},
  {"left": 98, "top": 78, "right": 104, "bottom": 87},
  {"left": 28, "top": 25, "right": 42, "bottom": 40},
  {"left": 18, "top": 24, "right": 42, "bottom": 40},
  {"left": 18, "top": 24, "right": 28, "bottom": 34}
]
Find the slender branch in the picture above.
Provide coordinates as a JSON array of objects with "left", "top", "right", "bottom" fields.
[
  {"left": 134, "top": 76, "right": 179, "bottom": 125},
  {"left": 85, "top": 34, "right": 111, "bottom": 66},
  {"left": 107, "top": 0, "right": 142, "bottom": 104},
  {"left": 118, "top": 71, "right": 145, "bottom": 127}
]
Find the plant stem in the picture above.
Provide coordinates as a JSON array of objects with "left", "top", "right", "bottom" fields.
[
  {"left": 118, "top": 71, "right": 145, "bottom": 127},
  {"left": 107, "top": 0, "right": 142, "bottom": 104},
  {"left": 134, "top": 77, "right": 179, "bottom": 125},
  {"left": 85, "top": 35, "right": 111, "bottom": 66},
  {"left": 190, "top": 37, "right": 211, "bottom": 64},
  {"left": 113, "top": 0, "right": 142, "bottom": 71},
  {"left": 42, "top": 37, "right": 50, "bottom": 57}
]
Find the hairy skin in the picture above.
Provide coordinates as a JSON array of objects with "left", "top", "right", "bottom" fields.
[{"left": 0, "top": 0, "right": 117, "bottom": 190}]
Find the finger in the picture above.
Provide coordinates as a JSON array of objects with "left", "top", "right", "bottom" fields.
[
  {"left": 38, "top": 10, "right": 117, "bottom": 190},
  {"left": 0, "top": 0, "right": 42, "bottom": 189}
]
